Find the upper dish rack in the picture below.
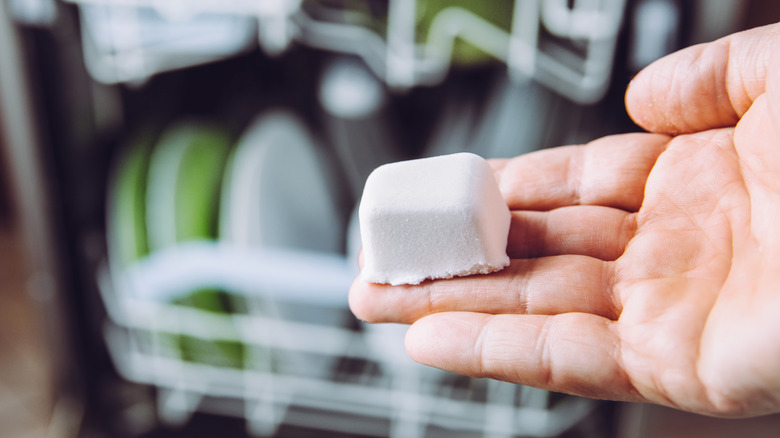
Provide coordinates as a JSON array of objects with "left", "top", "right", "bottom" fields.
[{"left": 64, "top": 0, "right": 626, "bottom": 103}]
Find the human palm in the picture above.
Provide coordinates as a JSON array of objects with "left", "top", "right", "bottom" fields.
[{"left": 349, "top": 24, "right": 780, "bottom": 417}]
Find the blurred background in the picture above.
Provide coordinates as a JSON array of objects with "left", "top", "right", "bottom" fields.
[{"left": 2, "top": 0, "right": 780, "bottom": 437}]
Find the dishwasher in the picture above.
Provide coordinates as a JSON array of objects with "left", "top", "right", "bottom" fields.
[{"left": 0, "top": 0, "right": 757, "bottom": 437}]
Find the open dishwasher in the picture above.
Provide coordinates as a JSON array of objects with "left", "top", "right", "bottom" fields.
[{"left": 3, "top": 0, "right": 743, "bottom": 436}]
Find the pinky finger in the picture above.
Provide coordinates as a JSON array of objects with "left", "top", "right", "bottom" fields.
[{"left": 405, "top": 312, "right": 643, "bottom": 403}]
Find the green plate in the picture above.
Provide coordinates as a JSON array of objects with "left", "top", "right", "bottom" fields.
[
  {"left": 146, "top": 122, "right": 231, "bottom": 249},
  {"left": 108, "top": 130, "right": 155, "bottom": 269},
  {"left": 145, "top": 121, "right": 244, "bottom": 369},
  {"left": 306, "top": 0, "right": 514, "bottom": 66},
  {"left": 417, "top": 0, "right": 515, "bottom": 65}
]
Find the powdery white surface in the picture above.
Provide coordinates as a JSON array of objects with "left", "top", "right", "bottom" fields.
[{"left": 359, "top": 152, "right": 511, "bottom": 285}]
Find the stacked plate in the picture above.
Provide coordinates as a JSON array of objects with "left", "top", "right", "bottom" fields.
[{"left": 107, "top": 111, "right": 354, "bottom": 373}]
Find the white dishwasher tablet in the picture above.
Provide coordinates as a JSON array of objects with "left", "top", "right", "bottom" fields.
[{"left": 359, "top": 152, "right": 511, "bottom": 285}]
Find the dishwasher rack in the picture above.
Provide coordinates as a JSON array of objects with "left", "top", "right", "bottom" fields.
[
  {"left": 98, "top": 241, "right": 599, "bottom": 438},
  {"left": 95, "top": 106, "right": 603, "bottom": 436},
  {"left": 3, "top": 1, "right": 634, "bottom": 436},
  {"left": 65, "top": 0, "right": 627, "bottom": 103},
  {"left": 6, "top": 1, "right": 766, "bottom": 437}
]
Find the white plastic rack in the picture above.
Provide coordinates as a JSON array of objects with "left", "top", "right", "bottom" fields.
[
  {"left": 73, "top": 1, "right": 623, "bottom": 436},
  {"left": 66, "top": 0, "right": 626, "bottom": 103},
  {"left": 99, "top": 242, "right": 599, "bottom": 438},
  {"left": 95, "top": 105, "right": 604, "bottom": 436}
]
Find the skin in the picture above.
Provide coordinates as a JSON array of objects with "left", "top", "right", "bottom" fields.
[{"left": 349, "top": 23, "right": 780, "bottom": 417}]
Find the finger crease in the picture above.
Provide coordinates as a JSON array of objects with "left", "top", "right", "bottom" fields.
[
  {"left": 535, "top": 317, "right": 555, "bottom": 388},
  {"left": 724, "top": 38, "right": 747, "bottom": 120},
  {"left": 475, "top": 317, "right": 493, "bottom": 377},
  {"left": 602, "top": 260, "right": 621, "bottom": 320},
  {"left": 511, "top": 261, "right": 534, "bottom": 314},
  {"left": 566, "top": 148, "right": 585, "bottom": 205},
  {"left": 611, "top": 323, "right": 643, "bottom": 401}
]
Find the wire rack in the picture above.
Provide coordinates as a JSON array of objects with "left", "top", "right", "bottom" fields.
[
  {"left": 62, "top": 1, "right": 623, "bottom": 436},
  {"left": 98, "top": 241, "right": 599, "bottom": 437},
  {"left": 64, "top": 0, "right": 626, "bottom": 103}
]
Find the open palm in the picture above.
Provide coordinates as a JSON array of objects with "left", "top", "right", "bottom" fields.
[{"left": 349, "top": 24, "right": 780, "bottom": 417}]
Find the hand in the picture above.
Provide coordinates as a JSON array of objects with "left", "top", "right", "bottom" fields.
[{"left": 349, "top": 23, "right": 780, "bottom": 417}]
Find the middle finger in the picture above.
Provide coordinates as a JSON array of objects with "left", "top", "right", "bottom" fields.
[{"left": 508, "top": 206, "right": 637, "bottom": 261}]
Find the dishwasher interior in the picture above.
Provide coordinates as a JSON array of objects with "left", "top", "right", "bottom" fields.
[{"left": 2, "top": 0, "right": 770, "bottom": 437}]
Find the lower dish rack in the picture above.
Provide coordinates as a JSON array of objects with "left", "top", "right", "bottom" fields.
[{"left": 98, "top": 241, "right": 599, "bottom": 438}]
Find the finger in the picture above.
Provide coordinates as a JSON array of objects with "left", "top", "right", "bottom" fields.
[
  {"left": 508, "top": 206, "right": 636, "bottom": 261},
  {"left": 349, "top": 255, "right": 619, "bottom": 324},
  {"left": 405, "top": 312, "right": 642, "bottom": 402},
  {"left": 489, "top": 133, "right": 669, "bottom": 212},
  {"left": 626, "top": 23, "right": 779, "bottom": 135}
]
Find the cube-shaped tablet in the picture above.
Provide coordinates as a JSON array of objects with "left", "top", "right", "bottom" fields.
[{"left": 359, "top": 152, "right": 511, "bottom": 285}]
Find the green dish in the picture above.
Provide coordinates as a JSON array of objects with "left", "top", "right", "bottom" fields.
[
  {"left": 306, "top": 0, "right": 514, "bottom": 66},
  {"left": 109, "top": 131, "right": 153, "bottom": 268},
  {"left": 416, "top": 0, "right": 515, "bottom": 65},
  {"left": 145, "top": 121, "right": 245, "bottom": 369},
  {"left": 146, "top": 122, "right": 232, "bottom": 249}
]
